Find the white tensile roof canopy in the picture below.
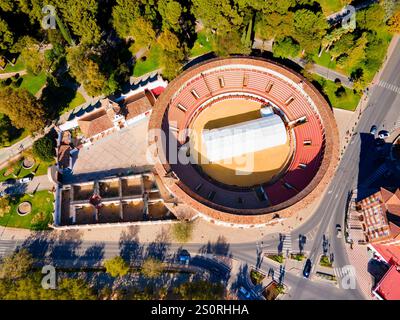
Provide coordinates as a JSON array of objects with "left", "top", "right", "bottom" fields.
[{"left": 203, "top": 109, "right": 287, "bottom": 162}]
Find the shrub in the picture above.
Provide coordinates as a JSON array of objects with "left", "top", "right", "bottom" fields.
[
  {"left": 172, "top": 221, "right": 193, "bottom": 243},
  {"left": 141, "top": 257, "right": 163, "bottom": 278},
  {"left": 32, "top": 136, "right": 55, "bottom": 162},
  {"left": 104, "top": 256, "right": 130, "bottom": 278}
]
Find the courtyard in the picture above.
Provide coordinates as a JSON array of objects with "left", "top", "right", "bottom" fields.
[{"left": 70, "top": 119, "right": 152, "bottom": 179}]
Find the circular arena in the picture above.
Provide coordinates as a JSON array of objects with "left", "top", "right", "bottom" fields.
[{"left": 149, "top": 57, "right": 339, "bottom": 226}]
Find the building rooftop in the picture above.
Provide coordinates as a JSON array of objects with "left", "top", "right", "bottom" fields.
[
  {"left": 357, "top": 188, "right": 400, "bottom": 243},
  {"left": 374, "top": 264, "right": 400, "bottom": 300},
  {"left": 124, "top": 91, "right": 154, "bottom": 121},
  {"left": 78, "top": 109, "right": 114, "bottom": 138}
]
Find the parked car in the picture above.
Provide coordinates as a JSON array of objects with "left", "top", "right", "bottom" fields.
[
  {"left": 370, "top": 125, "right": 377, "bottom": 135},
  {"left": 177, "top": 249, "right": 191, "bottom": 263},
  {"left": 239, "top": 286, "right": 251, "bottom": 299},
  {"left": 336, "top": 224, "right": 342, "bottom": 238},
  {"left": 378, "top": 130, "right": 390, "bottom": 139},
  {"left": 18, "top": 176, "right": 32, "bottom": 184},
  {"left": 303, "top": 259, "right": 312, "bottom": 278}
]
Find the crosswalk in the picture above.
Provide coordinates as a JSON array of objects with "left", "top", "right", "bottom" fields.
[
  {"left": 0, "top": 240, "right": 17, "bottom": 258},
  {"left": 333, "top": 265, "right": 357, "bottom": 289},
  {"left": 281, "top": 234, "right": 292, "bottom": 255}
]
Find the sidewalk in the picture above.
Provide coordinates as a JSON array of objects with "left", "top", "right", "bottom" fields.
[
  {"left": 0, "top": 124, "right": 54, "bottom": 169},
  {"left": 26, "top": 174, "right": 54, "bottom": 193},
  {"left": 0, "top": 70, "right": 27, "bottom": 79}
]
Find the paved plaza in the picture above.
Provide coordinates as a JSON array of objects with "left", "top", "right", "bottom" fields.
[{"left": 71, "top": 119, "right": 152, "bottom": 177}]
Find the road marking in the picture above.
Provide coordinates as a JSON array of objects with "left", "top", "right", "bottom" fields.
[{"left": 281, "top": 234, "right": 292, "bottom": 255}]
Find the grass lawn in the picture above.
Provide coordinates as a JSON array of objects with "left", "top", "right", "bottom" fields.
[
  {"left": 318, "top": 0, "right": 345, "bottom": 16},
  {"left": 0, "top": 191, "right": 54, "bottom": 230},
  {"left": 0, "top": 56, "right": 25, "bottom": 74},
  {"left": 311, "top": 51, "right": 337, "bottom": 71},
  {"left": 190, "top": 30, "right": 213, "bottom": 58},
  {"left": 250, "top": 269, "right": 266, "bottom": 285},
  {"left": 0, "top": 155, "right": 55, "bottom": 182},
  {"left": 319, "top": 255, "right": 333, "bottom": 268},
  {"left": 133, "top": 44, "right": 162, "bottom": 77},
  {"left": 290, "top": 253, "right": 306, "bottom": 261},
  {"left": 312, "top": 74, "right": 361, "bottom": 111},
  {"left": 20, "top": 72, "right": 47, "bottom": 96},
  {"left": 267, "top": 254, "right": 284, "bottom": 264},
  {"left": 59, "top": 91, "right": 86, "bottom": 115}
]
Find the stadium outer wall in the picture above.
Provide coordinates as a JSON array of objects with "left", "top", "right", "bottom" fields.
[{"left": 148, "top": 57, "right": 340, "bottom": 227}]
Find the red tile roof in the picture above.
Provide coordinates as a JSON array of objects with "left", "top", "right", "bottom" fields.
[
  {"left": 151, "top": 86, "right": 165, "bottom": 96},
  {"left": 77, "top": 109, "right": 114, "bottom": 138},
  {"left": 124, "top": 91, "right": 154, "bottom": 121},
  {"left": 374, "top": 265, "right": 400, "bottom": 300},
  {"left": 357, "top": 188, "right": 400, "bottom": 243},
  {"left": 371, "top": 244, "right": 400, "bottom": 265},
  {"left": 58, "top": 144, "right": 71, "bottom": 169}
]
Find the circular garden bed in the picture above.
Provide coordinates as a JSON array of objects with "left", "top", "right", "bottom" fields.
[
  {"left": 22, "top": 157, "right": 35, "bottom": 169},
  {"left": 17, "top": 201, "right": 32, "bottom": 216}
]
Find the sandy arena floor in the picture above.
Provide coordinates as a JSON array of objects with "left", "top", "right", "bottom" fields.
[{"left": 189, "top": 98, "right": 292, "bottom": 187}]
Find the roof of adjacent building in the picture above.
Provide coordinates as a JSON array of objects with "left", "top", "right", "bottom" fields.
[
  {"left": 371, "top": 244, "right": 400, "bottom": 265},
  {"left": 357, "top": 188, "right": 400, "bottom": 243},
  {"left": 78, "top": 109, "right": 114, "bottom": 138},
  {"left": 124, "top": 91, "right": 154, "bottom": 121},
  {"left": 77, "top": 98, "right": 121, "bottom": 138},
  {"left": 58, "top": 144, "right": 71, "bottom": 169},
  {"left": 374, "top": 264, "right": 400, "bottom": 300}
]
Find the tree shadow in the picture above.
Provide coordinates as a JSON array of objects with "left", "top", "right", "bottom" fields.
[
  {"left": 145, "top": 227, "right": 170, "bottom": 261},
  {"left": 277, "top": 233, "right": 285, "bottom": 255},
  {"left": 119, "top": 226, "right": 143, "bottom": 264},
  {"left": 298, "top": 234, "right": 307, "bottom": 254},
  {"left": 198, "top": 235, "right": 232, "bottom": 258},
  {"left": 230, "top": 263, "right": 249, "bottom": 294}
]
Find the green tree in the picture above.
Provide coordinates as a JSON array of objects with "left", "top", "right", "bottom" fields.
[
  {"left": 54, "top": 0, "right": 101, "bottom": 45},
  {"left": 158, "top": 0, "right": 182, "bottom": 32},
  {"left": 141, "top": 257, "right": 164, "bottom": 278},
  {"left": 0, "top": 115, "right": 11, "bottom": 147},
  {"left": 104, "top": 256, "right": 130, "bottom": 278},
  {"left": 0, "top": 0, "right": 14, "bottom": 11},
  {"left": 293, "top": 9, "right": 328, "bottom": 54},
  {"left": 212, "top": 28, "right": 252, "bottom": 56},
  {"left": 337, "top": 33, "right": 368, "bottom": 70},
  {"left": 255, "top": 10, "right": 294, "bottom": 41},
  {"left": 330, "top": 32, "right": 356, "bottom": 61},
  {"left": 0, "top": 249, "right": 34, "bottom": 280},
  {"left": 66, "top": 46, "right": 108, "bottom": 97},
  {"left": 128, "top": 16, "right": 157, "bottom": 52},
  {"left": 32, "top": 136, "right": 55, "bottom": 162},
  {"left": 172, "top": 221, "right": 193, "bottom": 243},
  {"left": 112, "top": 0, "right": 141, "bottom": 38},
  {"left": 191, "top": 0, "right": 243, "bottom": 34},
  {"left": 358, "top": 3, "right": 386, "bottom": 31},
  {"left": 0, "top": 18, "right": 14, "bottom": 51},
  {"left": 157, "top": 29, "right": 186, "bottom": 79},
  {"left": 273, "top": 37, "right": 300, "bottom": 59},
  {"left": 0, "top": 87, "right": 46, "bottom": 133}
]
